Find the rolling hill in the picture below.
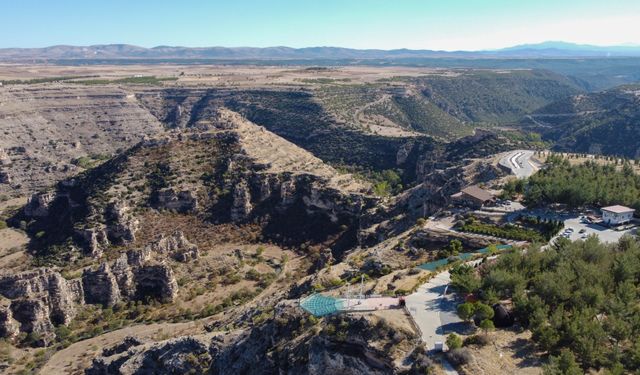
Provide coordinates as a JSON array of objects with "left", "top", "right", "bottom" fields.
[{"left": 526, "top": 84, "right": 640, "bottom": 158}]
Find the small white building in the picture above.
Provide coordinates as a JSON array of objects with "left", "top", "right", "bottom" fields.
[{"left": 601, "top": 205, "right": 635, "bottom": 226}]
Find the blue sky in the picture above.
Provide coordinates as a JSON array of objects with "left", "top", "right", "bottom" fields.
[{"left": 2, "top": 0, "right": 639, "bottom": 50}]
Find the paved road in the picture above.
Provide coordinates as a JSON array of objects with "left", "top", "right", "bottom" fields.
[{"left": 499, "top": 150, "right": 536, "bottom": 179}]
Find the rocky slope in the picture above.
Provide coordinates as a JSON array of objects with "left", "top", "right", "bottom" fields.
[
  {"left": 16, "top": 109, "right": 373, "bottom": 261},
  {"left": 1, "top": 110, "right": 379, "bottom": 349},
  {"left": 86, "top": 303, "right": 426, "bottom": 375},
  {"left": 0, "top": 77, "right": 525, "bottom": 373},
  {"left": 0, "top": 84, "right": 164, "bottom": 196}
]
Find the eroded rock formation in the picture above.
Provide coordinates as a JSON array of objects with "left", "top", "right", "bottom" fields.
[
  {"left": 145, "top": 231, "right": 199, "bottom": 262},
  {"left": 0, "top": 269, "right": 83, "bottom": 345},
  {"left": 0, "top": 250, "right": 179, "bottom": 344},
  {"left": 153, "top": 188, "right": 198, "bottom": 213}
]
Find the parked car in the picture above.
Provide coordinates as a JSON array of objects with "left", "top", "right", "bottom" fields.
[{"left": 579, "top": 229, "right": 586, "bottom": 234}]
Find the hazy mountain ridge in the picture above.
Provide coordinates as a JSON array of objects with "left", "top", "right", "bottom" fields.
[{"left": 2, "top": 41, "right": 640, "bottom": 60}]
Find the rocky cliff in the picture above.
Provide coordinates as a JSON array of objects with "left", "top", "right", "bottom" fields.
[{"left": 87, "top": 303, "right": 423, "bottom": 375}]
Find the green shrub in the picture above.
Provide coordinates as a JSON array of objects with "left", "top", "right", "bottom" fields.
[{"left": 446, "top": 333, "right": 463, "bottom": 350}]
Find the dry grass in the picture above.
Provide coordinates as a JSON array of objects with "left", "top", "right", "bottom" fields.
[{"left": 459, "top": 328, "right": 542, "bottom": 375}]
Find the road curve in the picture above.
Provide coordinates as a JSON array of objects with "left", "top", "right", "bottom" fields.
[{"left": 499, "top": 150, "right": 537, "bottom": 179}]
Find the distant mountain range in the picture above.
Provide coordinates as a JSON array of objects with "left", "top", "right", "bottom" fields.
[{"left": 1, "top": 41, "right": 640, "bottom": 61}]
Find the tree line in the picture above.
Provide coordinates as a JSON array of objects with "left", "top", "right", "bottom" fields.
[{"left": 507, "top": 155, "right": 640, "bottom": 210}]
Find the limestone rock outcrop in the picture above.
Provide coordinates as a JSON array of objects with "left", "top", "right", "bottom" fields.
[
  {"left": 230, "top": 180, "right": 253, "bottom": 221},
  {"left": 69, "top": 202, "right": 140, "bottom": 258},
  {"left": 154, "top": 188, "right": 198, "bottom": 213},
  {"left": 0, "top": 269, "right": 83, "bottom": 346},
  {"left": 0, "top": 148, "right": 10, "bottom": 166},
  {"left": 145, "top": 231, "right": 199, "bottom": 262},
  {"left": 87, "top": 302, "right": 409, "bottom": 374},
  {"left": 82, "top": 263, "right": 122, "bottom": 307},
  {"left": 24, "top": 191, "right": 56, "bottom": 218},
  {"left": 105, "top": 202, "right": 139, "bottom": 245},
  {"left": 87, "top": 336, "right": 210, "bottom": 375},
  {"left": 0, "top": 249, "right": 179, "bottom": 345},
  {"left": 101, "top": 336, "right": 144, "bottom": 357},
  {"left": 83, "top": 251, "right": 179, "bottom": 306},
  {"left": 0, "top": 306, "right": 19, "bottom": 340},
  {"left": 75, "top": 226, "right": 109, "bottom": 258},
  {"left": 135, "top": 263, "right": 178, "bottom": 303}
]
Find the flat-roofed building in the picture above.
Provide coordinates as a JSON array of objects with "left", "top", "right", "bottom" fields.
[{"left": 601, "top": 205, "right": 635, "bottom": 226}]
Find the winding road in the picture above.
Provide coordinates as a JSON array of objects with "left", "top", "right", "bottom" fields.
[{"left": 499, "top": 150, "right": 537, "bottom": 179}]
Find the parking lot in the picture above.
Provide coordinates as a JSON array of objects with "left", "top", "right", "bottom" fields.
[
  {"left": 506, "top": 207, "right": 637, "bottom": 245},
  {"left": 555, "top": 216, "right": 637, "bottom": 244}
]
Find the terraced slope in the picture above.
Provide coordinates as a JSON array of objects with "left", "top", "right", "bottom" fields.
[{"left": 0, "top": 84, "right": 164, "bottom": 196}]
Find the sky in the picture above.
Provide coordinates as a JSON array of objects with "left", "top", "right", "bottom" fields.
[{"left": 2, "top": 0, "right": 640, "bottom": 50}]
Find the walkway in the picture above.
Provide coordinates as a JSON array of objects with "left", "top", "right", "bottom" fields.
[
  {"left": 405, "top": 271, "right": 462, "bottom": 374},
  {"left": 405, "top": 272, "right": 463, "bottom": 350}
]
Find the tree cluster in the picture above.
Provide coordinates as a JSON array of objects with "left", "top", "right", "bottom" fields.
[
  {"left": 477, "top": 235, "right": 640, "bottom": 372},
  {"left": 524, "top": 156, "right": 640, "bottom": 210}
]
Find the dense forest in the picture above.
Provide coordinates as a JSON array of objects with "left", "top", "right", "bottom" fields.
[
  {"left": 453, "top": 235, "right": 640, "bottom": 373},
  {"left": 507, "top": 156, "right": 640, "bottom": 209}
]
